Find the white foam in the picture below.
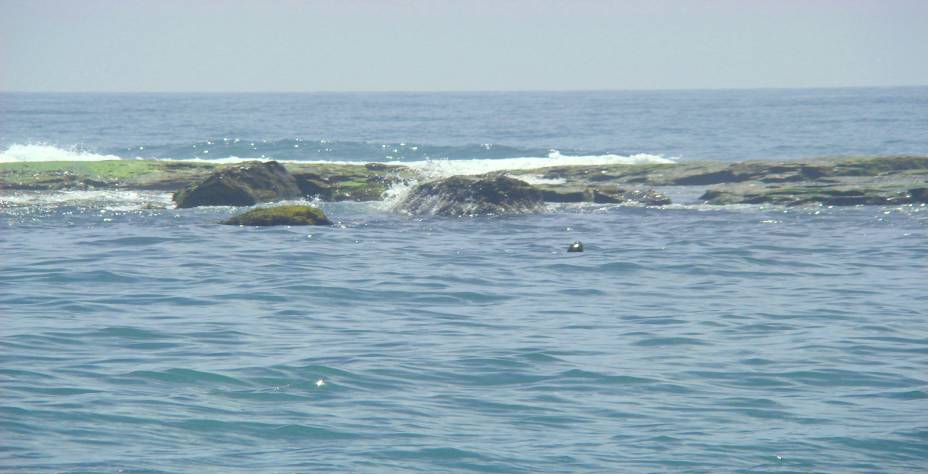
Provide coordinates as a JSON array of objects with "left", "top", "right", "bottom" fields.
[
  {"left": 514, "top": 174, "right": 567, "bottom": 185},
  {"left": 0, "top": 144, "right": 123, "bottom": 163},
  {"left": 376, "top": 151, "right": 674, "bottom": 205},
  {"left": 0, "top": 190, "right": 173, "bottom": 211},
  {"left": 1, "top": 144, "right": 674, "bottom": 171},
  {"left": 376, "top": 179, "right": 418, "bottom": 211},
  {"left": 400, "top": 151, "right": 675, "bottom": 180},
  {"left": 0, "top": 144, "right": 678, "bottom": 210},
  {"left": 163, "top": 156, "right": 269, "bottom": 164}
]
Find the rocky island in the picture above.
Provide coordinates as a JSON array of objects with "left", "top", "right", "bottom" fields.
[{"left": 2, "top": 156, "right": 927, "bottom": 214}]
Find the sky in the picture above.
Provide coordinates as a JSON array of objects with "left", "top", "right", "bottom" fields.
[{"left": 1, "top": 0, "right": 926, "bottom": 92}]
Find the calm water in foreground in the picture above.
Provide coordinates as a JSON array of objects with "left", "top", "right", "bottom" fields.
[{"left": 2, "top": 90, "right": 927, "bottom": 472}]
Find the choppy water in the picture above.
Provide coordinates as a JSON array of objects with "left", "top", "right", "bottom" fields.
[
  {"left": 2, "top": 90, "right": 928, "bottom": 472},
  {"left": 3, "top": 88, "right": 928, "bottom": 164}
]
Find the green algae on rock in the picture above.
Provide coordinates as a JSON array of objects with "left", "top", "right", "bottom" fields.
[
  {"left": 221, "top": 205, "right": 333, "bottom": 226},
  {"left": 0, "top": 160, "right": 218, "bottom": 190},
  {"left": 700, "top": 183, "right": 928, "bottom": 206},
  {"left": 3, "top": 155, "right": 927, "bottom": 208},
  {"left": 0, "top": 160, "right": 414, "bottom": 200}
]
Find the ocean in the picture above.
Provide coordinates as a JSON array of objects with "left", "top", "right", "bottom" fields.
[{"left": 2, "top": 89, "right": 927, "bottom": 472}]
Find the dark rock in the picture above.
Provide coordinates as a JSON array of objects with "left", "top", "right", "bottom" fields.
[
  {"left": 540, "top": 189, "right": 587, "bottom": 203},
  {"left": 673, "top": 169, "right": 740, "bottom": 185},
  {"left": 909, "top": 187, "right": 928, "bottom": 203},
  {"left": 292, "top": 172, "right": 335, "bottom": 200},
  {"left": 292, "top": 172, "right": 395, "bottom": 202},
  {"left": 397, "top": 175, "right": 544, "bottom": 216},
  {"left": 588, "top": 188, "right": 624, "bottom": 203},
  {"left": 173, "top": 161, "right": 301, "bottom": 208},
  {"left": 221, "top": 205, "right": 332, "bottom": 226}
]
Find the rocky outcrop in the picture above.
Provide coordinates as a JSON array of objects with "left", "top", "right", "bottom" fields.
[
  {"left": 538, "top": 185, "right": 671, "bottom": 205},
  {"left": 4, "top": 155, "right": 927, "bottom": 208},
  {"left": 700, "top": 183, "right": 928, "bottom": 206},
  {"left": 292, "top": 171, "right": 396, "bottom": 201},
  {"left": 397, "top": 175, "right": 544, "bottom": 216},
  {"left": 671, "top": 163, "right": 833, "bottom": 185},
  {"left": 0, "top": 160, "right": 219, "bottom": 191},
  {"left": 173, "top": 161, "right": 301, "bottom": 208},
  {"left": 221, "top": 205, "right": 332, "bottom": 226},
  {"left": 509, "top": 155, "right": 928, "bottom": 188}
]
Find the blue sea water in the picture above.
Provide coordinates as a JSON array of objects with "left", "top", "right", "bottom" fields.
[{"left": 1, "top": 89, "right": 928, "bottom": 472}]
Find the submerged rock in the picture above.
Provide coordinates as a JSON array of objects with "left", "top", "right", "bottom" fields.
[
  {"left": 221, "top": 205, "right": 332, "bottom": 226},
  {"left": 397, "top": 175, "right": 544, "bottom": 216},
  {"left": 173, "top": 161, "right": 302, "bottom": 208}
]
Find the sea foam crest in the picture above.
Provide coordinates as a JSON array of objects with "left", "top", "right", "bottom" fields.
[
  {"left": 0, "top": 144, "right": 123, "bottom": 163},
  {"left": 400, "top": 150, "right": 675, "bottom": 179},
  {"left": 0, "top": 144, "right": 675, "bottom": 175},
  {"left": 377, "top": 151, "right": 675, "bottom": 209}
]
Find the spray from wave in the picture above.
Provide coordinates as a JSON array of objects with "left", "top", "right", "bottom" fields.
[
  {"left": 1, "top": 143, "right": 676, "bottom": 206},
  {"left": 1, "top": 143, "right": 679, "bottom": 209},
  {"left": 376, "top": 151, "right": 676, "bottom": 209},
  {"left": 1, "top": 143, "right": 675, "bottom": 170},
  {"left": 0, "top": 144, "right": 123, "bottom": 163},
  {"left": 400, "top": 150, "right": 675, "bottom": 179}
]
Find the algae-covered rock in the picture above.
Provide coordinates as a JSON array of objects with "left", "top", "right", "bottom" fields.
[
  {"left": 397, "top": 175, "right": 544, "bottom": 216},
  {"left": 671, "top": 163, "right": 833, "bottom": 185},
  {"left": 699, "top": 183, "right": 922, "bottom": 206},
  {"left": 221, "top": 205, "right": 333, "bottom": 226},
  {"left": 0, "top": 160, "right": 219, "bottom": 191},
  {"left": 538, "top": 186, "right": 671, "bottom": 205},
  {"left": 293, "top": 171, "right": 395, "bottom": 201},
  {"left": 173, "top": 161, "right": 301, "bottom": 208}
]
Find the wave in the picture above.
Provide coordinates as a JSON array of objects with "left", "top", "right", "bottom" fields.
[
  {"left": 1, "top": 143, "right": 676, "bottom": 209},
  {"left": 401, "top": 151, "right": 675, "bottom": 179},
  {"left": 0, "top": 143, "right": 675, "bottom": 172},
  {"left": 0, "top": 190, "right": 174, "bottom": 212},
  {"left": 0, "top": 144, "right": 122, "bottom": 163}
]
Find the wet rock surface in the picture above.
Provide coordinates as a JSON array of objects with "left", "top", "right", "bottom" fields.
[
  {"left": 292, "top": 171, "right": 397, "bottom": 202},
  {"left": 173, "top": 161, "right": 301, "bottom": 208},
  {"left": 397, "top": 175, "right": 545, "bottom": 216},
  {"left": 221, "top": 205, "right": 333, "bottom": 226},
  {"left": 700, "top": 182, "right": 928, "bottom": 206},
  {"left": 538, "top": 185, "right": 671, "bottom": 205},
  {"left": 4, "top": 155, "right": 927, "bottom": 208}
]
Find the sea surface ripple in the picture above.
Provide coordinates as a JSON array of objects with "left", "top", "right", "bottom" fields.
[{"left": 2, "top": 200, "right": 927, "bottom": 472}]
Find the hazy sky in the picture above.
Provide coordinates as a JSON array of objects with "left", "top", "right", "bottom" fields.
[{"left": 2, "top": 0, "right": 926, "bottom": 92}]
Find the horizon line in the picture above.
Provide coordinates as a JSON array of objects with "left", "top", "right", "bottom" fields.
[{"left": 2, "top": 84, "right": 927, "bottom": 94}]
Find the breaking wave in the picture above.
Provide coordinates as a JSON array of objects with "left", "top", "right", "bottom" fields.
[
  {"left": 0, "top": 143, "right": 675, "bottom": 174},
  {"left": 401, "top": 151, "right": 675, "bottom": 179},
  {"left": 0, "top": 144, "right": 122, "bottom": 163}
]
